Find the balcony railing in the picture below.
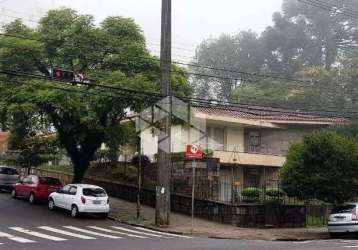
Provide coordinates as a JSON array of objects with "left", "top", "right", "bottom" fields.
[{"left": 212, "top": 150, "right": 286, "bottom": 167}]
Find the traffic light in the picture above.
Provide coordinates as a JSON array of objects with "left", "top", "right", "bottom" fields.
[{"left": 52, "top": 68, "right": 74, "bottom": 81}]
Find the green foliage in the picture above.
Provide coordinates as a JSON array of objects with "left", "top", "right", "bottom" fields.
[
  {"left": 242, "top": 187, "right": 262, "bottom": 203},
  {"left": 5, "top": 134, "right": 58, "bottom": 168},
  {"left": 192, "top": 0, "right": 358, "bottom": 108},
  {"left": 0, "top": 9, "right": 191, "bottom": 182},
  {"left": 281, "top": 130, "right": 358, "bottom": 205},
  {"left": 265, "top": 188, "right": 284, "bottom": 197}
]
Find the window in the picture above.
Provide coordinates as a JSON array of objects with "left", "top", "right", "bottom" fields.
[
  {"left": 22, "top": 177, "right": 31, "bottom": 184},
  {"left": 0, "top": 167, "right": 18, "bottom": 175},
  {"left": 39, "top": 177, "right": 61, "bottom": 186},
  {"left": 331, "top": 205, "right": 356, "bottom": 214},
  {"left": 68, "top": 186, "right": 77, "bottom": 195},
  {"left": 82, "top": 188, "right": 107, "bottom": 197},
  {"left": 248, "top": 131, "right": 261, "bottom": 153},
  {"left": 207, "top": 126, "right": 225, "bottom": 150},
  {"left": 62, "top": 185, "right": 71, "bottom": 194}
]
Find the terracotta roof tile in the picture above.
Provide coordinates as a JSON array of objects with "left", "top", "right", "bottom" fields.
[{"left": 193, "top": 105, "right": 346, "bottom": 123}]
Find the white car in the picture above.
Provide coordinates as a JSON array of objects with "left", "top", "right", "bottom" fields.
[
  {"left": 328, "top": 203, "right": 358, "bottom": 237},
  {"left": 48, "top": 184, "right": 110, "bottom": 218}
]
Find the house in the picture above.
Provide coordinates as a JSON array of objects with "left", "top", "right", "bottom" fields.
[
  {"left": 0, "top": 132, "right": 9, "bottom": 154},
  {"left": 135, "top": 102, "right": 344, "bottom": 203}
]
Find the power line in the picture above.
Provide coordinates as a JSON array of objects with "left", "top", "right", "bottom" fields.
[
  {"left": 0, "top": 32, "right": 318, "bottom": 85},
  {"left": 1, "top": 68, "right": 356, "bottom": 118},
  {"left": 298, "top": 0, "right": 358, "bottom": 19}
]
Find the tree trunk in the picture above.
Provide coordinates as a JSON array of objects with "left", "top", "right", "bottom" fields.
[{"left": 72, "top": 158, "right": 90, "bottom": 183}]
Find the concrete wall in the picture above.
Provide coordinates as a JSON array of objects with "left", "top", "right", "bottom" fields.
[{"left": 258, "top": 125, "right": 322, "bottom": 156}]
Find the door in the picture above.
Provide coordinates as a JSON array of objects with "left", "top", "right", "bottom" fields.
[
  {"left": 63, "top": 186, "right": 77, "bottom": 210},
  {"left": 219, "top": 169, "right": 232, "bottom": 203},
  {"left": 24, "top": 176, "right": 38, "bottom": 198},
  {"left": 16, "top": 176, "right": 30, "bottom": 196},
  {"left": 56, "top": 185, "right": 71, "bottom": 208}
]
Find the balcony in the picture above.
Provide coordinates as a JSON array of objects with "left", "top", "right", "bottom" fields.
[{"left": 212, "top": 150, "right": 286, "bottom": 167}]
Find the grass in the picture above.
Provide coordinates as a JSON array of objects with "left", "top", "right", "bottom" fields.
[
  {"left": 39, "top": 165, "right": 73, "bottom": 175},
  {"left": 306, "top": 215, "right": 327, "bottom": 227},
  {"left": 38, "top": 163, "right": 156, "bottom": 189}
]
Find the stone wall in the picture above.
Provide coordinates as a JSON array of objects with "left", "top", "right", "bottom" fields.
[{"left": 33, "top": 168, "right": 306, "bottom": 228}]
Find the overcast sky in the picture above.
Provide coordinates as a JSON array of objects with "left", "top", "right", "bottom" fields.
[{"left": 0, "top": 0, "right": 283, "bottom": 61}]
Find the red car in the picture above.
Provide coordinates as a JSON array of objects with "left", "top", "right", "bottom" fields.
[{"left": 11, "top": 175, "right": 63, "bottom": 204}]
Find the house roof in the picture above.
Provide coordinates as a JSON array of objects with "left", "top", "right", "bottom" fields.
[{"left": 193, "top": 104, "right": 346, "bottom": 124}]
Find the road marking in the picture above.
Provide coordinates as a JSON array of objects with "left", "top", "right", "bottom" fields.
[
  {"left": 63, "top": 226, "right": 122, "bottom": 239},
  {"left": 133, "top": 226, "right": 193, "bottom": 239},
  {"left": 87, "top": 226, "right": 148, "bottom": 239},
  {"left": 111, "top": 226, "right": 169, "bottom": 238},
  {"left": 344, "top": 246, "right": 358, "bottom": 248},
  {"left": 38, "top": 226, "right": 96, "bottom": 240},
  {"left": 9, "top": 227, "right": 67, "bottom": 242},
  {"left": 0, "top": 231, "right": 35, "bottom": 243}
]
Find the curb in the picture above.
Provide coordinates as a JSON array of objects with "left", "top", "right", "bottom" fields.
[
  {"left": 108, "top": 215, "right": 187, "bottom": 236},
  {"left": 108, "top": 215, "right": 329, "bottom": 241}
]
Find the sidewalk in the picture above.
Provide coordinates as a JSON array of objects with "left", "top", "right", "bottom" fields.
[{"left": 109, "top": 197, "right": 329, "bottom": 241}]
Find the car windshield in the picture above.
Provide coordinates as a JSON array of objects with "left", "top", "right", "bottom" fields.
[
  {"left": 82, "top": 188, "right": 107, "bottom": 197},
  {"left": 0, "top": 167, "right": 18, "bottom": 175},
  {"left": 39, "top": 177, "right": 61, "bottom": 185},
  {"left": 331, "top": 205, "right": 356, "bottom": 214}
]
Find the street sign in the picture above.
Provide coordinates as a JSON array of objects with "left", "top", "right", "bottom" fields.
[{"left": 185, "top": 145, "right": 203, "bottom": 160}]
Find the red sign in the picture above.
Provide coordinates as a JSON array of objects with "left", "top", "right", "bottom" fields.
[{"left": 185, "top": 145, "right": 203, "bottom": 160}]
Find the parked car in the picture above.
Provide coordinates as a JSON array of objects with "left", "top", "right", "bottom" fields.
[
  {"left": 0, "top": 166, "right": 19, "bottom": 191},
  {"left": 12, "top": 175, "right": 63, "bottom": 204},
  {"left": 48, "top": 184, "right": 109, "bottom": 219},
  {"left": 328, "top": 203, "right": 358, "bottom": 237}
]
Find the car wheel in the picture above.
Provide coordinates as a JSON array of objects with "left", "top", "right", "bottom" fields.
[
  {"left": 11, "top": 189, "right": 17, "bottom": 199},
  {"left": 100, "top": 213, "right": 108, "bottom": 219},
  {"left": 29, "top": 193, "right": 36, "bottom": 204},
  {"left": 71, "top": 205, "right": 79, "bottom": 218},
  {"left": 48, "top": 198, "right": 56, "bottom": 211}
]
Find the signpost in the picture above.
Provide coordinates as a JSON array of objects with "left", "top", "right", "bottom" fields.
[{"left": 185, "top": 145, "right": 203, "bottom": 233}]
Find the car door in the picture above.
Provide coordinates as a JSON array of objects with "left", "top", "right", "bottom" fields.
[
  {"left": 55, "top": 185, "right": 71, "bottom": 208},
  {"left": 24, "top": 176, "right": 37, "bottom": 198},
  {"left": 16, "top": 176, "right": 30, "bottom": 197},
  {"left": 63, "top": 186, "right": 77, "bottom": 210},
  {"left": 17, "top": 175, "right": 32, "bottom": 197}
]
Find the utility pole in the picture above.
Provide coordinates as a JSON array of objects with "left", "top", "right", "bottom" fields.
[{"left": 156, "top": 0, "right": 171, "bottom": 226}]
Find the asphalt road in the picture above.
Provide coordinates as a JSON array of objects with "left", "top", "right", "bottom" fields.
[{"left": 1, "top": 192, "right": 358, "bottom": 250}]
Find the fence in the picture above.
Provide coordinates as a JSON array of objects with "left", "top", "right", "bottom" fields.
[
  {"left": 31, "top": 168, "right": 307, "bottom": 228},
  {"left": 218, "top": 181, "right": 301, "bottom": 205},
  {"left": 306, "top": 205, "right": 331, "bottom": 226}
]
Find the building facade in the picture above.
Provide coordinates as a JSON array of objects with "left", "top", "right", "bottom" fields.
[{"left": 137, "top": 104, "right": 344, "bottom": 203}]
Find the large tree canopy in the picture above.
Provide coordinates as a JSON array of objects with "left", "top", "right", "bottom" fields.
[
  {"left": 281, "top": 131, "right": 358, "bottom": 205},
  {"left": 191, "top": 0, "right": 358, "bottom": 105},
  {"left": 0, "top": 8, "right": 191, "bottom": 182}
]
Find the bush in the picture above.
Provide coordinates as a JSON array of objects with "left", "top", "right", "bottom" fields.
[
  {"left": 265, "top": 188, "right": 284, "bottom": 197},
  {"left": 281, "top": 130, "right": 358, "bottom": 205},
  {"left": 242, "top": 187, "right": 262, "bottom": 203}
]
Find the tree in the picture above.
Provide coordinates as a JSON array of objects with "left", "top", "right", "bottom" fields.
[
  {"left": 282, "top": 0, "right": 358, "bottom": 70},
  {"left": 0, "top": 9, "right": 190, "bottom": 182},
  {"left": 281, "top": 130, "right": 358, "bottom": 204},
  {"left": 191, "top": 31, "right": 264, "bottom": 100}
]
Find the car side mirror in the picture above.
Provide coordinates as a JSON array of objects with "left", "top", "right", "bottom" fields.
[{"left": 57, "top": 190, "right": 63, "bottom": 194}]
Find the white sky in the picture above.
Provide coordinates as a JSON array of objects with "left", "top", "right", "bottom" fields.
[{"left": 0, "top": 0, "right": 283, "bottom": 61}]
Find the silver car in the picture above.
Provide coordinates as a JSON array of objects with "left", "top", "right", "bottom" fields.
[
  {"left": 328, "top": 203, "right": 358, "bottom": 237},
  {"left": 0, "top": 166, "right": 19, "bottom": 191}
]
